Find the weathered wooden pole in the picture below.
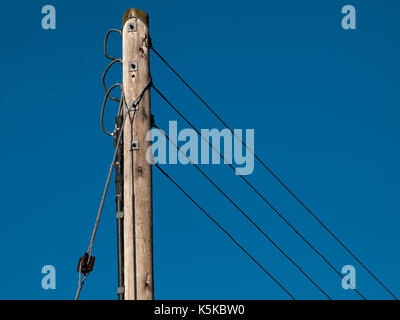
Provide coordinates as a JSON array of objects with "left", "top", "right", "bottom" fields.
[{"left": 122, "top": 8, "right": 153, "bottom": 300}]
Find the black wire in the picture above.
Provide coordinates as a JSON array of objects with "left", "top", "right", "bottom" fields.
[
  {"left": 103, "top": 29, "right": 122, "bottom": 102},
  {"left": 154, "top": 124, "right": 331, "bottom": 299},
  {"left": 101, "top": 83, "right": 122, "bottom": 136},
  {"left": 155, "top": 163, "right": 296, "bottom": 300},
  {"left": 151, "top": 47, "right": 398, "bottom": 300},
  {"left": 102, "top": 59, "right": 122, "bottom": 102},
  {"left": 152, "top": 85, "right": 367, "bottom": 300},
  {"left": 75, "top": 262, "right": 89, "bottom": 300},
  {"left": 104, "top": 29, "right": 122, "bottom": 61}
]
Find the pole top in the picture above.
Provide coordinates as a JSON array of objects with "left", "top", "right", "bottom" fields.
[{"left": 122, "top": 8, "right": 149, "bottom": 27}]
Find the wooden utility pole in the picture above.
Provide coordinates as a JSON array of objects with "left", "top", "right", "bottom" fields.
[{"left": 122, "top": 8, "right": 153, "bottom": 300}]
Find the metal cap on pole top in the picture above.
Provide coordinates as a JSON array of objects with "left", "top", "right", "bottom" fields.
[{"left": 122, "top": 8, "right": 149, "bottom": 27}]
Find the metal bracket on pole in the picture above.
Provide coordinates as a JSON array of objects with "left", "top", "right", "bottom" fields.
[
  {"left": 130, "top": 140, "right": 139, "bottom": 151},
  {"left": 129, "top": 100, "right": 139, "bottom": 111},
  {"left": 117, "top": 286, "right": 125, "bottom": 294},
  {"left": 129, "top": 61, "right": 138, "bottom": 72},
  {"left": 116, "top": 211, "right": 124, "bottom": 219},
  {"left": 127, "top": 21, "right": 137, "bottom": 32}
]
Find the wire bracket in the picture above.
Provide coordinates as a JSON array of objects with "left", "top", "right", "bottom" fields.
[
  {"left": 129, "top": 100, "right": 139, "bottom": 111},
  {"left": 116, "top": 211, "right": 124, "bottom": 219},
  {"left": 129, "top": 61, "right": 138, "bottom": 72},
  {"left": 131, "top": 140, "right": 139, "bottom": 151},
  {"left": 127, "top": 21, "right": 137, "bottom": 32}
]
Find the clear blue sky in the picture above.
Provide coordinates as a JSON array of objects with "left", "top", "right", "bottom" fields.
[{"left": 0, "top": 0, "right": 399, "bottom": 300}]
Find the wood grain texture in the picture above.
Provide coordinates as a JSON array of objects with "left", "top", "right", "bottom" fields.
[{"left": 122, "top": 11, "right": 153, "bottom": 300}]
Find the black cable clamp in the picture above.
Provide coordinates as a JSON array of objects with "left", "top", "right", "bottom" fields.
[{"left": 77, "top": 252, "right": 95, "bottom": 275}]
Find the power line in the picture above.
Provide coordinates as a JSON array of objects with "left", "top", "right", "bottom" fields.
[
  {"left": 155, "top": 163, "right": 296, "bottom": 300},
  {"left": 153, "top": 123, "right": 331, "bottom": 299},
  {"left": 152, "top": 85, "right": 367, "bottom": 300},
  {"left": 75, "top": 261, "right": 89, "bottom": 300},
  {"left": 151, "top": 46, "right": 398, "bottom": 299}
]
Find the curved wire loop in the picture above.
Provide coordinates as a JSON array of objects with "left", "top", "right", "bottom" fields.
[
  {"left": 104, "top": 29, "right": 122, "bottom": 61},
  {"left": 102, "top": 59, "right": 122, "bottom": 102},
  {"left": 101, "top": 83, "right": 122, "bottom": 136}
]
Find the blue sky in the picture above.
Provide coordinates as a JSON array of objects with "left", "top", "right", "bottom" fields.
[{"left": 0, "top": 0, "right": 399, "bottom": 300}]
